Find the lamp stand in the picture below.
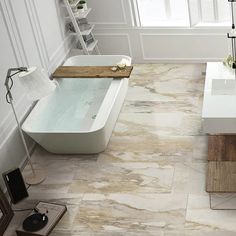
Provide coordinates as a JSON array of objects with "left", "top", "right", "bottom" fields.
[
  {"left": 10, "top": 99, "right": 46, "bottom": 185},
  {"left": 5, "top": 67, "right": 46, "bottom": 186}
]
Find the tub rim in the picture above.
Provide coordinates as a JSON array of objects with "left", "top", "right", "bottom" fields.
[
  {"left": 22, "top": 55, "right": 131, "bottom": 134},
  {"left": 21, "top": 79, "right": 126, "bottom": 134}
]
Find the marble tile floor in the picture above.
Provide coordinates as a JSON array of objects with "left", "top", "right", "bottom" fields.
[{"left": 5, "top": 64, "right": 236, "bottom": 236}]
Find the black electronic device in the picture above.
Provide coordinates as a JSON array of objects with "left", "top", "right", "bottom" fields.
[
  {"left": 22, "top": 213, "right": 48, "bottom": 232},
  {"left": 2, "top": 168, "right": 28, "bottom": 204},
  {"left": 16, "top": 202, "right": 67, "bottom": 236}
]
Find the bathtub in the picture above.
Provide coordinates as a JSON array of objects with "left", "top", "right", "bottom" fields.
[{"left": 22, "top": 55, "right": 131, "bottom": 154}]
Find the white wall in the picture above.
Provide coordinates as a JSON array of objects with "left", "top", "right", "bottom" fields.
[
  {"left": 87, "top": 0, "right": 229, "bottom": 63},
  {"left": 0, "top": 0, "right": 73, "bottom": 188}
]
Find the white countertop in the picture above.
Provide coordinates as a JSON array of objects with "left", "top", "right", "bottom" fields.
[{"left": 202, "top": 62, "right": 236, "bottom": 119}]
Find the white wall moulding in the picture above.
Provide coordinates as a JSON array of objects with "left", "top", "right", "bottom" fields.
[
  {"left": 140, "top": 33, "right": 227, "bottom": 62},
  {"left": 0, "top": 0, "right": 28, "bottom": 66},
  {"left": 24, "top": 0, "right": 49, "bottom": 69},
  {"left": 94, "top": 33, "right": 132, "bottom": 57},
  {"left": 93, "top": 27, "right": 228, "bottom": 62},
  {"left": 34, "top": 0, "right": 68, "bottom": 65},
  {"left": 48, "top": 34, "right": 75, "bottom": 74},
  {"left": 0, "top": 95, "right": 31, "bottom": 147},
  {"left": 9, "top": 0, "right": 44, "bottom": 67},
  {"left": 87, "top": 0, "right": 132, "bottom": 28}
]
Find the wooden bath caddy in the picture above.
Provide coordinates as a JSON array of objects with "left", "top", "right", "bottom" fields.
[{"left": 52, "top": 66, "right": 133, "bottom": 79}]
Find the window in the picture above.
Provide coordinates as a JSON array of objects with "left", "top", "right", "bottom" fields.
[
  {"left": 137, "top": 0, "right": 189, "bottom": 26},
  {"left": 198, "top": 0, "right": 230, "bottom": 26},
  {"left": 135, "top": 0, "right": 230, "bottom": 27}
]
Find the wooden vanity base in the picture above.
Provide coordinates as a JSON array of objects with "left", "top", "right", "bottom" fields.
[{"left": 207, "top": 135, "right": 236, "bottom": 193}]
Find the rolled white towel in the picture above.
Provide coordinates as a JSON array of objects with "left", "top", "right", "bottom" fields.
[{"left": 117, "top": 58, "right": 130, "bottom": 69}]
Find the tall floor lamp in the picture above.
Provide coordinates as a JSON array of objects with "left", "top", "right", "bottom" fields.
[{"left": 4, "top": 66, "right": 56, "bottom": 185}]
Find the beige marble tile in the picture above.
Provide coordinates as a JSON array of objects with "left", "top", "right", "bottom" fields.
[
  {"left": 126, "top": 84, "right": 177, "bottom": 102},
  {"left": 114, "top": 113, "right": 183, "bottom": 136},
  {"left": 24, "top": 160, "right": 74, "bottom": 193},
  {"left": 98, "top": 151, "right": 192, "bottom": 164},
  {"left": 31, "top": 145, "right": 99, "bottom": 162},
  {"left": 24, "top": 153, "right": 96, "bottom": 193},
  {"left": 50, "top": 229, "right": 163, "bottom": 236},
  {"left": 172, "top": 163, "right": 207, "bottom": 194},
  {"left": 55, "top": 204, "right": 79, "bottom": 230},
  {"left": 131, "top": 64, "right": 205, "bottom": 79},
  {"left": 128, "top": 64, "right": 205, "bottom": 109},
  {"left": 26, "top": 192, "right": 84, "bottom": 205},
  {"left": 192, "top": 136, "right": 208, "bottom": 163},
  {"left": 69, "top": 161, "right": 174, "bottom": 194},
  {"left": 107, "top": 135, "right": 194, "bottom": 156},
  {"left": 71, "top": 193, "right": 187, "bottom": 234},
  {"left": 114, "top": 113, "right": 202, "bottom": 136},
  {"left": 50, "top": 230, "right": 86, "bottom": 236},
  {"left": 165, "top": 229, "right": 236, "bottom": 236},
  {"left": 149, "top": 79, "right": 203, "bottom": 97},
  {"left": 186, "top": 194, "right": 236, "bottom": 232},
  {"left": 128, "top": 77, "right": 204, "bottom": 103},
  {"left": 122, "top": 100, "right": 201, "bottom": 115}
]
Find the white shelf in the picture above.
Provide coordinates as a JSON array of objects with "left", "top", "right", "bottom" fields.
[
  {"left": 70, "top": 24, "right": 94, "bottom": 36},
  {"left": 65, "top": 8, "right": 91, "bottom": 20},
  {"left": 74, "top": 8, "right": 91, "bottom": 19},
  {"left": 87, "top": 40, "right": 98, "bottom": 52},
  {"left": 63, "top": 0, "right": 99, "bottom": 54},
  {"left": 68, "top": 0, "right": 80, "bottom": 8},
  {"left": 74, "top": 40, "right": 97, "bottom": 52}
]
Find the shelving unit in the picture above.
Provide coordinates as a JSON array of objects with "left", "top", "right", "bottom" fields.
[
  {"left": 65, "top": 8, "right": 92, "bottom": 19},
  {"left": 86, "top": 40, "right": 98, "bottom": 52},
  {"left": 63, "top": 0, "right": 100, "bottom": 55},
  {"left": 68, "top": 0, "right": 80, "bottom": 9},
  {"left": 70, "top": 24, "right": 95, "bottom": 36}
]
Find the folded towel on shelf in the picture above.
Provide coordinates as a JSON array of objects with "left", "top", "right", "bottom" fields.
[
  {"left": 76, "top": 36, "right": 94, "bottom": 49},
  {"left": 67, "top": 18, "right": 91, "bottom": 33}
]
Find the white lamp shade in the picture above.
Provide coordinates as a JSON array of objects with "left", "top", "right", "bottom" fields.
[{"left": 18, "top": 67, "right": 56, "bottom": 101}]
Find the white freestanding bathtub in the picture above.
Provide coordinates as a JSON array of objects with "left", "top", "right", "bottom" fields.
[{"left": 22, "top": 55, "right": 131, "bottom": 154}]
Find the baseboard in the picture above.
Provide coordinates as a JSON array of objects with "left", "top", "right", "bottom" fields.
[{"left": 134, "top": 58, "right": 222, "bottom": 64}]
